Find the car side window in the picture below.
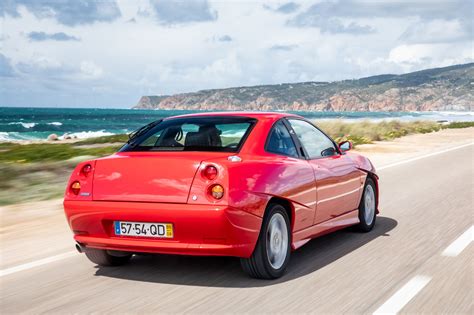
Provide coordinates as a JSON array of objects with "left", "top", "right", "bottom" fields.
[
  {"left": 288, "top": 119, "right": 337, "bottom": 159},
  {"left": 266, "top": 120, "right": 298, "bottom": 158}
]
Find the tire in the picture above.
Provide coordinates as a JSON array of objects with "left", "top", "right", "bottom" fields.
[
  {"left": 240, "top": 203, "right": 291, "bottom": 279},
  {"left": 356, "top": 177, "right": 377, "bottom": 232},
  {"left": 84, "top": 248, "right": 132, "bottom": 266}
]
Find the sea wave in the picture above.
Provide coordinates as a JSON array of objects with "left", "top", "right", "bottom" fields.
[
  {"left": 59, "top": 130, "right": 115, "bottom": 140},
  {"left": 0, "top": 130, "right": 116, "bottom": 142},
  {"left": 0, "top": 132, "right": 9, "bottom": 141},
  {"left": 0, "top": 132, "right": 36, "bottom": 141},
  {"left": 8, "top": 122, "right": 37, "bottom": 129},
  {"left": 221, "top": 130, "right": 245, "bottom": 137},
  {"left": 47, "top": 122, "right": 63, "bottom": 126},
  {"left": 430, "top": 111, "right": 474, "bottom": 116}
]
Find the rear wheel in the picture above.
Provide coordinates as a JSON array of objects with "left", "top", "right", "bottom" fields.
[
  {"left": 84, "top": 248, "right": 132, "bottom": 266},
  {"left": 240, "top": 203, "right": 291, "bottom": 279},
  {"left": 356, "top": 177, "right": 377, "bottom": 232}
]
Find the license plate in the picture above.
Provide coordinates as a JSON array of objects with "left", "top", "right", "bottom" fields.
[{"left": 114, "top": 221, "right": 173, "bottom": 238}]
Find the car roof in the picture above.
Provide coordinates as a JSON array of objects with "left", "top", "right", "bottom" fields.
[{"left": 165, "top": 111, "right": 302, "bottom": 121}]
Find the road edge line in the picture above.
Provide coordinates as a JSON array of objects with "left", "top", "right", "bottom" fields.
[
  {"left": 372, "top": 275, "right": 431, "bottom": 315},
  {"left": 378, "top": 142, "right": 473, "bottom": 170},
  {"left": 442, "top": 225, "right": 474, "bottom": 257},
  {"left": 0, "top": 251, "right": 77, "bottom": 277}
]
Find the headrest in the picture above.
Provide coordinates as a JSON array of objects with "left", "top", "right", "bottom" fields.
[{"left": 185, "top": 131, "right": 210, "bottom": 147}]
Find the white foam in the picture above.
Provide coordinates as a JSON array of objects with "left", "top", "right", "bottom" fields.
[
  {"left": 8, "top": 122, "right": 36, "bottom": 129},
  {"left": 0, "top": 132, "right": 10, "bottom": 141},
  {"left": 59, "top": 130, "right": 114, "bottom": 140},
  {"left": 47, "top": 122, "right": 63, "bottom": 126},
  {"left": 433, "top": 111, "right": 474, "bottom": 116},
  {"left": 221, "top": 130, "right": 245, "bottom": 137}
]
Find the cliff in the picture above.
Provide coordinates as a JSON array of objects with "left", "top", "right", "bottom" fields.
[{"left": 134, "top": 63, "right": 474, "bottom": 111}]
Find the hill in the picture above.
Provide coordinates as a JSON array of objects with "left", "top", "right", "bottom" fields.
[{"left": 134, "top": 63, "right": 474, "bottom": 111}]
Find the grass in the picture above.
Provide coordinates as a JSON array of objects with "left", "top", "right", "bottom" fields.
[
  {"left": 442, "top": 121, "right": 474, "bottom": 129},
  {"left": 0, "top": 161, "right": 80, "bottom": 205},
  {"left": 0, "top": 143, "right": 120, "bottom": 163},
  {"left": 75, "top": 134, "right": 129, "bottom": 145}
]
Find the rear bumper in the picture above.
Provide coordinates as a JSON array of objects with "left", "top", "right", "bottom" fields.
[{"left": 63, "top": 200, "right": 262, "bottom": 258}]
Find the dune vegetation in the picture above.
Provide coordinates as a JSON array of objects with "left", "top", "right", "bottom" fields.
[{"left": 318, "top": 120, "right": 474, "bottom": 145}]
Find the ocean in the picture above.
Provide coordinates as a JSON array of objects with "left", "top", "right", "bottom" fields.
[{"left": 1, "top": 107, "right": 473, "bottom": 141}]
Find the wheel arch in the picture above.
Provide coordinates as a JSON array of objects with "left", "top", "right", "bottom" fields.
[
  {"left": 364, "top": 171, "right": 379, "bottom": 214},
  {"left": 266, "top": 196, "right": 294, "bottom": 232}
]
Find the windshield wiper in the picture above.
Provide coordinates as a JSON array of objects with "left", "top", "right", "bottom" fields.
[{"left": 127, "top": 119, "right": 162, "bottom": 147}]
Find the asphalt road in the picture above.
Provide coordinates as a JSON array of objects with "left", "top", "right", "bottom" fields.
[{"left": 1, "top": 143, "right": 473, "bottom": 314}]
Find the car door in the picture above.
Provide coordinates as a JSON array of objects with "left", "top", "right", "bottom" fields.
[
  {"left": 286, "top": 119, "right": 363, "bottom": 225},
  {"left": 264, "top": 120, "right": 317, "bottom": 231}
]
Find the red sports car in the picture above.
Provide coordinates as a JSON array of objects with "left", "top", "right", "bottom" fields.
[{"left": 64, "top": 112, "right": 378, "bottom": 279}]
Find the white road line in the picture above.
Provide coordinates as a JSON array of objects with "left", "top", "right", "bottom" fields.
[
  {"left": 0, "top": 251, "right": 77, "bottom": 277},
  {"left": 442, "top": 225, "right": 474, "bottom": 257},
  {"left": 373, "top": 275, "right": 431, "bottom": 315},
  {"left": 378, "top": 142, "right": 473, "bottom": 170}
]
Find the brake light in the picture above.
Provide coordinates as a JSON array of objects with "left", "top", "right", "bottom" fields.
[
  {"left": 202, "top": 165, "right": 218, "bottom": 180},
  {"left": 81, "top": 164, "right": 92, "bottom": 175},
  {"left": 70, "top": 181, "right": 81, "bottom": 195},
  {"left": 209, "top": 184, "right": 224, "bottom": 199}
]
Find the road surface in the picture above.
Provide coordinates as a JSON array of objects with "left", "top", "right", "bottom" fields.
[{"left": 1, "top": 142, "right": 473, "bottom": 314}]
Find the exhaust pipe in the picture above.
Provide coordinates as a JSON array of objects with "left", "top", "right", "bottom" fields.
[{"left": 75, "top": 243, "right": 85, "bottom": 254}]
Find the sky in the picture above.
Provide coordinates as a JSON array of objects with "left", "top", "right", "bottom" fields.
[{"left": 0, "top": 0, "right": 472, "bottom": 108}]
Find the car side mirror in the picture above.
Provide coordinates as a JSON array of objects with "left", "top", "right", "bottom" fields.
[
  {"left": 321, "top": 147, "right": 337, "bottom": 157},
  {"left": 339, "top": 140, "right": 353, "bottom": 152}
]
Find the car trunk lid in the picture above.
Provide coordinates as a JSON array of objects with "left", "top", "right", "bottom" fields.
[{"left": 92, "top": 152, "right": 224, "bottom": 203}]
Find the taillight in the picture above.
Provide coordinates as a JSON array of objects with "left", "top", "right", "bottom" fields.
[
  {"left": 202, "top": 165, "right": 218, "bottom": 180},
  {"left": 70, "top": 181, "right": 81, "bottom": 195},
  {"left": 81, "top": 164, "right": 92, "bottom": 175},
  {"left": 209, "top": 184, "right": 224, "bottom": 199}
]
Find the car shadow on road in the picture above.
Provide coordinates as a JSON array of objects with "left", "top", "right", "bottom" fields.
[{"left": 95, "top": 216, "right": 397, "bottom": 287}]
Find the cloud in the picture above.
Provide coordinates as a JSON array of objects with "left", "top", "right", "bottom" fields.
[
  {"left": 270, "top": 44, "right": 298, "bottom": 51},
  {"left": 80, "top": 61, "right": 103, "bottom": 78},
  {"left": 288, "top": 0, "right": 472, "bottom": 35},
  {"left": 149, "top": 0, "right": 217, "bottom": 25},
  {"left": 291, "top": 0, "right": 471, "bottom": 20},
  {"left": 1, "top": 0, "right": 472, "bottom": 107},
  {"left": 386, "top": 42, "right": 474, "bottom": 73},
  {"left": 27, "top": 31, "right": 80, "bottom": 42},
  {"left": 400, "top": 19, "right": 472, "bottom": 44},
  {"left": 286, "top": 1, "right": 375, "bottom": 34},
  {"left": 0, "top": 54, "right": 15, "bottom": 77},
  {"left": 290, "top": 0, "right": 472, "bottom": 31},
  {"left": 14, "top": 55, "right": 103, "bottom": 80},
  {"left": 16, "top": 56, "right": 68, "bottom": 76},
  {"left": 0, "top": 0, "right": 20, "bottom": 17},
  {"left": 264, "top": 2, "right": 300, "bottom": 14},
  {"left": 1, "top": 0, "right": 121, "bottom": 26},
  {"left": 217, "top": 35, "right": 232, "bottom": 42},
  {"left": 291, "top": 17, "right": 374, "bottom": 35},
  {"left": 276, "top": 2, "right": 299, "bottom": 14}
]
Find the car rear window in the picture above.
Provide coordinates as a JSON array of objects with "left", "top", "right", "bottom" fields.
[{"left": 121, "top": 116, "right": 256, "bottom": 153}]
